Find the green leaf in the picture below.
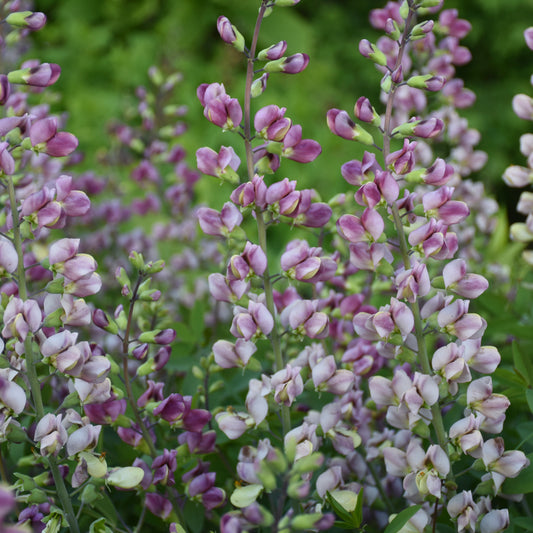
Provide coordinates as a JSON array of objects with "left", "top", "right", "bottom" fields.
[
  {"left": 513, "top": 517, "right": 533, "bottom": 531},
  {"left": 502, "top": 453, "right": 533, "bottom": 494},
  {"left": 384, "top": 505, "right": 422, "bottom": 533},
  {"left": 230, "top": 484, "right": 263, "bottom": 508},
  {"left": 174, "top": 322, "right": 196, "bottom": 344},
  {"left": 513, "top": 342, "right": 533, "bottom": 386},
  {"left": 526, "top": 389, "right": 533, "bottom": 415},
  {"left": 189, "top": 300, "right": 206, "bottom": 342}
]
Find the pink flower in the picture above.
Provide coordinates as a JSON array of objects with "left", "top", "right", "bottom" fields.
[
  {"left": 34, "top": 414, "right": 67, "bottom": 456},
  {"left": 271, "top": 364, "right": 303, "bottom": 406},
  {"left": 481, "top": 437, "right": 530, "bottom": 492},
  {"left": 29, "top": 117, "right": 78, "bottom": 156},
  {"left": 2, "top": 297, "right": 41, "bottom": 341}
]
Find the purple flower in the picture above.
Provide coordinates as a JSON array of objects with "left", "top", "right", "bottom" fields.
[
  {"left": 29, "top": 117, "right": 78, "bottom": 156},
  {"left": 197, "top": 203, "right": 243, "bottom": 237},
  {"left": 216, "top": 16, "right": 245, "bottom": 52},
  {"left": 327, "top": 108, "right": 374, "bottom": 145},
  {"left": 8, "top": 62, "right": 60, "bottom": 87},
  {"left": 271, "top": 364, "right": 303, "bottom": 406},
  {"left": 213, "top": 339, "right": 257, "bottom": 369},
  {"left": 145, "top": 492, "right": 173, "bottom": 519},
  {"left": 196, "top": 145, "right": 240, "bottom": 184},
  {"left": 197, "top": 82, "right": 242, "bottom": 130},
  {"left": 258, "top": 41, "right": 287, "bottom": 61},
  {"left": 34, "top": 413, "right": 67, "bottom": 456}
]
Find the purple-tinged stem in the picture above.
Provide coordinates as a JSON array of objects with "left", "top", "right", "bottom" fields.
[
  {"left": 382, "top": 3, "right": 448, "bottom": 456},
  {"left": 244, "top": 1, "right": 291, "bottom": 436}
]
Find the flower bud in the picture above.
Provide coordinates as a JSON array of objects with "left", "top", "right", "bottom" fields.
[
  {"left": 264, "top": 53, "right": 309, "bottom": 74},
  {"left": 8, "top": 62, "right": 60, "bottom": 87},
  {"left": 216, "top": 16, "right": 245, "bottom": 53},
  {"left": 6, "top": 11, "right": 46, "bottom": 31},
  {"left": 251, "top": 73, "right": 269, "bottom": 98},
  {"left": 407, "top": 74, "right": 445, "bottom": 91},
  {"left": 258, "top": 41, "right": 287, "bottom": 61},
  {"left": 358, "top": 39, "right": 387, "bottom": 66}
]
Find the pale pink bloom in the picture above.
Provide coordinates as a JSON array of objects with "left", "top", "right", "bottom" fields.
[
  {"left": 197, "top": 202, "right": 242, "bottom": 236},
  {"left": 208, "top": 273, "right": 248, "bottom": 303},
  {"left": 349, "top": 242, "right": 393, "bottom": 271},
  {"left": 0, "top": 376, "right": 26, "bottom": 414},
  {"left": 479, "top": 509, "right": 509, "bottom": 533},
  {"left": 482, "top": 437, "right": 530, "bottom": 492},
  {"left": 447, "top": 490, "right": 479, "bottom": 532},
  {"left": 467, "top": 377, "right": 510, "bottom": 433},
  {"left": 245, "top": 377, "right": 271, "bottom": 425},
  {"left": 513, "top": 94, "right": 533, "bottom": 120},
  {"left": 316, "top": 466, "right": 343, "bottom": 498},
  {"left": 74, "top": 377, "right": 112, "bottom": 404},
  {"left": 443, "top": 259, "right": 489, "bottom": 299},
  {"left": 66, "top": 424, "right": 102, "bottom": 456},
  {"left": 337, "top": 208, "right": 384, "bottom": 243},
  {"left": 284, "top": 422, "right": 320, "bottom": 461},
  {"left": 437, "top": 299, "right": 486, "bottom": 340},
  {"left": 431, "top": 342, "right": 471, "bottom": 394},
  {"left": 280, "top": 299, "right": 329, "bottom": 339},
  {"left": 503, "top": 165, "right": 532, "bottom": 187},
  {"left": 213, "top": 339, "right": 256, "bottom": 369},
  {"left": 449, "top": 414, "right": 483, "bottom": 457},
  {"left": 0, "top": 237, "right": 17, "bottom": 273},
  {"left": 395, "top": 260, "right": 431, "bottom": 303},
  {"left": 230, "top": 301, "right": 274, "bottom": 340},
  {"left": 271, "top": 364, "right": 303, "bottom": 406},
  {"left": 34, "top": 413, "right": 67, "bottom": 456},
  {"left": 2, "top": 297, "right": 41, "bottom": 341},
  {"left": 215, "top": 411, "right": 253, "bottom": 440},
  {"left": 462, "top": 339, "right": 500, "bottom": 374}
]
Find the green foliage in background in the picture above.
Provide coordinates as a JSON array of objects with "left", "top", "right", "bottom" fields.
[{"left": 30, "top": 0, "right": 533, "bottom": 207}]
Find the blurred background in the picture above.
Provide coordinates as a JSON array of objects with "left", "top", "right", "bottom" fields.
[{"left": 31, "top": 0, "right": 533, "bottom": 209}]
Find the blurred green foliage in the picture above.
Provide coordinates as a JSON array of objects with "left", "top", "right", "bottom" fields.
[{"left": 30, "top": 0, "right": 533, "bottom": 206}]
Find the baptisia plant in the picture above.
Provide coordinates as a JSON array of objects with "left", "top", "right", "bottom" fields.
[
  {"left": 326, "top": 0, "right": 529, "bottom": 531},
  {"left": 0, "top": 6, "right": 222, "bottom": 532}
]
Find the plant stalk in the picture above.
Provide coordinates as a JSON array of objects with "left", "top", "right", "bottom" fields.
[{"left": 7, "top": 175, "right": 80, "bottom": 533}]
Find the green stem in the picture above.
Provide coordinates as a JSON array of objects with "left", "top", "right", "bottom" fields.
[
  {"left": 244, "top": 1, "right": 291, "bottom": 436},
  {"left": 6, "top": 176, "right": 80, "bottom": 533},
  {"left": 121, "top": 274, "right": 157, "bottom": 457},
  {"left": 382, "top": 6, "right": 449, "bottom": 458}
]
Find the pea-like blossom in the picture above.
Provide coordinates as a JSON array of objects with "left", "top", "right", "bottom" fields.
[
  {"left": 271, "top": 364, "right": 303, "bottom": 406},
  {"left": 196, "top": 145, "right": 240, "bottom": 184},
  {"left": 2, "top": 297, "right": 41, "bottom": 341},
  {"left": 230, "top": 300, "right": 274, "bottom": 340},
  {"left": 280, "top": 299, "right": 329, "bottom": 339},
  {"left": 337, "top": 208, "right": 384, "bottom": 243},
  {"left": 213, "top": 339, "right": 257, "bottom": 369},
  {"left": 197, "top": 82, "right": 242, "bottom": 131},
  {"left": 197, "top": 202, "right": 242, "bottom": 237},
  {"left": 481, "top": 437, "right": 529, "bottom": 492},
  {"left": 466, "top": 377, "right": 510, "bottom": 433},
  {"left": 29, "top": 117, "right": 78, "bottom": 157},
  {"left": 447, "top": 490, "right": 480, "bottom": 532},
  {"left": 34, "top": 414, "right": 67, "bottom": 456}
]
